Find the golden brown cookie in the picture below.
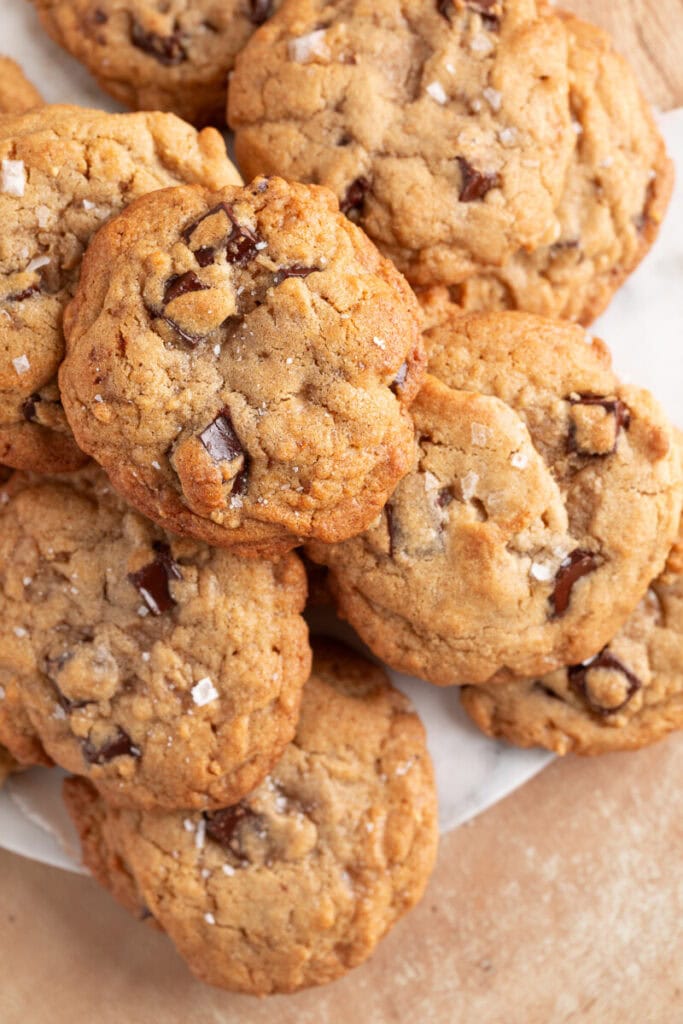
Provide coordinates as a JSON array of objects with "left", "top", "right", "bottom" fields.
[
  {"left": 31, "top": 0, "right": 281, "bottom": 127},
  {"left": 64, "top": 642, "right": 438, "bottom": 994},
  {"left": 449, "top": 12, "right": 674, "bottom": 324},
  {"left": 0, "top": 105, "right": 240, "bottom": 473},
  {"left": 307, "top": 310, "right": 682, "bottom": 686},
  {"left": 60, "top": 176, "right": 424, "bottom": 556},
  {"left": 0, "top": 57, "right": 42, "bottom": 115},
  {"left": 462, "top": 519, "right": 683, "bottom": 754},
  {"left": 229, "top": 0, "right": 574, "bottom": 287},
  {"left": 0, "top": 467, "right": 311, "bottom": 810}
]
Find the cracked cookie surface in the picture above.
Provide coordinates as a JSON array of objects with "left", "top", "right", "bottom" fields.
[
  {"left": 64, "top": 642, "right": 438, "bottom": 994},
  {"left": 307, "top": 309, "right": 682, "bottom": 686},
  {"left": 31, "top": 0, "right": 281, "bottom": 127},
  {"left": 60, "top": 176, "right": 424, "bottom": 556},
  {"left": 228, "top": 0, "right": 574, "bottom": 287},
  {"left": 0, "top": 57, "right": 43, "bottom": 115},
  {"left": 462, "top": 518, "right": 683, "bottom": 753},
  {"left": 0, "top": 105, "right": 240, "bottom": 473},
  {"left": 0, "top": 467, "right": 311, "bottom": 810},
  {"left": 449, "top": 12, "right": 674, "bottom": 324}
]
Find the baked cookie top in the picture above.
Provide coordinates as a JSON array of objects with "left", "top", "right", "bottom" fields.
[
  {"left": 462, "top": 519, "right": 683, "bottom": 754},
  {"left": 60, "top": 176, "right": 424, "bottom": 556},
  {"left": 0, "top": 467, "right": 311, "bottom": 810},
  {"left": 0, "top": 57, "right": 43, "bottom": 115},
  {"left": 31, "top": 0, "right": 281, "bottom": 127},
  {"left": 0, "top": 105, "right": 240, "bottom": 473},
  {"left": 229, "top": 0, "right": 574, "bottom": 287},
  {"left": 307, "top": 312, "right": 681, "bottom": 686},
  {"left": 64, "top": 642, "right": 438, "bottom": 994},
  {"left": 450, "top": 12, "right": 673, "bottom": 324}
]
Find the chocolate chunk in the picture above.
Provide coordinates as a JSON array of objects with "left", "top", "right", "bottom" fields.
[
  {"left": 158, "top": 314, "right": 204, "bottom": 348},
  {"left": 7, "top": 285, "right": 39, "bottom": 302},
  {"left": 340, "top": 177, "right": 369, "bottom": 221},
  {"left": 204, "top": 804, "right": 255, "bottom": 855},
  {"left": 83, "top": 728, "right": 140, "bottom": 765},
  {"left": 437, "top": 488, "right": 454, "bottom": 508},
  {"left": 21, "top": 393, "right": 41, "bottom": 422},
  {"left": 199, "top": 410, "right": 244, "bottom": 465},
  {"left": 182, "top": 203, "right": 262, "bottom": 267},
  {"left": 457, "top": 158, "right": 500, "bottom": 202},
  {"left": 128, "top": 541, "right": 182, "bottom": 615},
  {"left": 193, "top": 247, "right": 216, "bottom": 268},
  {"left": 385, "top": 503, "right": 398, "bottom": 557},
  {"left": 163, "top": 271, "right": 208, "bottom": 306},
  {"left": 437, "top": 0, "right": 500, "bottom": 28},
  {"left": 249, "top": 0, "right": 274, "bottom": 25},
  {"left": 550, "top": 549, "right": 601, "bottom": 618},
  {"left": 130, "top": 21, "right": 187, "bottom": 65},
  {"left": 93, "top": 9, "right": 108, "bottom": 24},
  {"left": 568, "top": 651, "right": 641, "bottom": 716},
  {"left": 272, "top": 265, "right": 318, "bottom": 287},
  {"left": 567, "top": 393, "right": 631, "bottom": 457},
  {"left": 391, "top": 362, "right": 409, "bottom": 395}
]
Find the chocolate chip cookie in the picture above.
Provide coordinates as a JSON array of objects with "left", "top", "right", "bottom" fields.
[
  {"left": 450, "top": 12, "right": 674, "bottom": 324},
  {"left": 31, "top": 0, "right": 281, "bottom": 127},
  {"left": 0, "top": 57, "right": 42, "bottom": 115},
  {"left": 64, "top": 642, "right": 438, "bottom": 994},
  {"left": 229, "top": 0, "right": 574, "bottom": 287},
  {"left": 462, "top": 517, "right": 683, "bottom": 754},
  {"left": 60, "top": 176, "right": 424, "bottom": 556},
  {"left": 0, "top": 467, "right": 311, "bottom": 810},
  {"left": 307, "top": 310, "right": 682, "bottom": 686},
  {"left": 0, "top": 105, "right": 240, "bottom": 473}
]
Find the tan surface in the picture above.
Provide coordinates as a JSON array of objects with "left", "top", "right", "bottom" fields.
[
  {"left": 1, "top": 2, "right": 683, "bottom": 1021},
  {"left": 1, "top": 736, "right": 681, "bottom": 1023}
]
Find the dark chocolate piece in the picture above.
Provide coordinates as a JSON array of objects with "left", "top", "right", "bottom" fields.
[
  {"left": 567, "top": 393, "right": 631, "bottom": 457},
  {"left": 127, "top": 541, "right": 182, "bottom": 615},
  {"left": 568, "top": 651, "right": 642, "bottom": 715},
  {"left": 83, "top": 728, "right": 140, "bottom": 765},
  {"left": 340, "top": 177, "right": 369, "bottom": 221},
  {"left": 21, "top": 393, "right": 41, "bottom": 422},
  {"left": 391, "top": 362, "right": 409, "bottom": 395},
  {"left": 249, "top": 0, "right": 274, "bottom": 25},
  {"left": 199, "top": 411, "right": 244, "bottom": 465},
  {"left": 204, "top": 804, "right": 255, "bottom": 854},
  {"left": 163, "top": 271, "right": 208, "bottom": 305},
  {"left": 130, "top": 21, "right": 187, "bottom": 65},
  {"left": 550, "top": 549, "right": 600, "bottom": 618},
  {"left": 457, "top": 157, "right": 501, "bottom": 202},
  {"left": 272, "top": 265, "right": 318, "bottom": 287}
]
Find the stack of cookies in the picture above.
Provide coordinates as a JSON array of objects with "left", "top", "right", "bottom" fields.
[{"left": 0, "top": 0, "right": 680, "bottom": 996}]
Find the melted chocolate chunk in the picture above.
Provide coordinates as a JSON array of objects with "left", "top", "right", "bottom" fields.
[
  {"left": 130, "top": 21, "right": 187, "bottom": 65},
  {"left": 22, "top": 393, "right": 41, "bottom": 422},
  {"left": 437, "top": 487, "right": 454, "bottom": 508},
  {"left": 83, "top": 728, "right": 140, "bottom": 765},
  {"left": 158, "top": 314, "right": 204, "bottom": 348},
  {"left": 204, "top": 804, "right": 255, "bottom": 855},
  {"left": 568, "top": 651, "right": 642, "bottom": 716},
  {"left": 93, "top": 9, "right": 108, "bottom": 24},
  {"left": 567, "top": 393, "right": 631, "bottom": 457},
  {"left": 249, "top": 0, "right": 274, "bottom": 24},
  {"left": 7, "top": 285, "right": 39, "bottom": 302},
  {"left": 181, "top": 203, "right": 262, "bottom": 268},
  {"left": 391, "top": 362, "right": 409, "bottom": 395},
  {"left": 437, "top": 0, "right": 500, "bottom": 28},
  {"left": 163, "top": 271, "right": 208, "bottom": 305},
  {"left": 385, "top": 503, "right": 398, "bottom": 557},
  {"left": 128, "top": 541, "right": 182, "bottom": 615},
  {"left": 199, "top": 410, "right": 244, "bottom": 465},
  {"left": 272, "top": 265, "right": 318, "bottom": 287},
  {"left": 550, "top": 549, "right": 601, "bottom": 618},
  {"left": 340, "top": 177, "right": 369, "bottom": 221},
  {"left": 194, "top": 247, "right": 216, "bottom": 268},
  {"left": 457, "top": 158, "right": 501, "bottom": 202}
]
